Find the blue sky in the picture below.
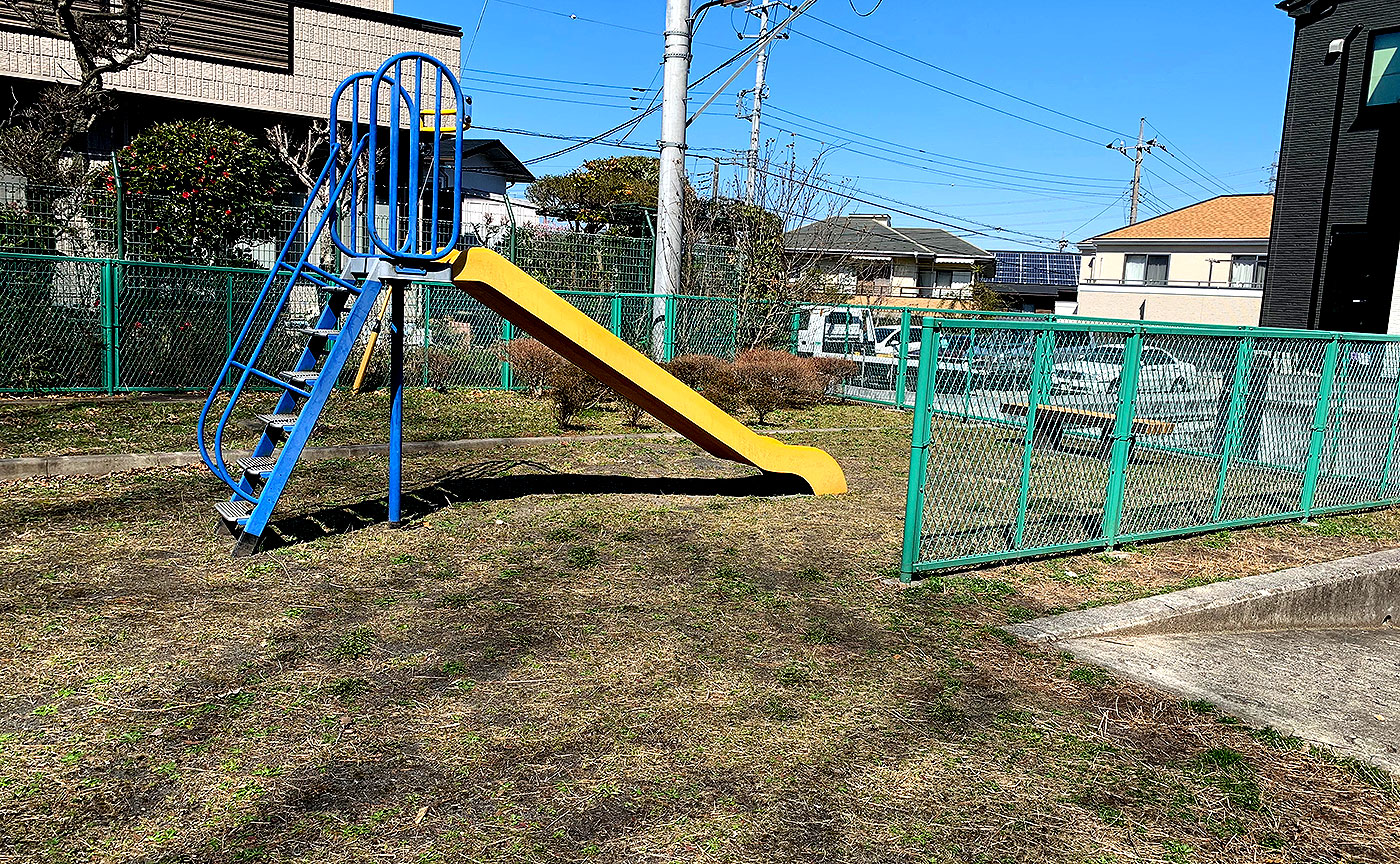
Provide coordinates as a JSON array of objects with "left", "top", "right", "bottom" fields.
[{"left": 400, "top": 0, "right": 1295, "bottom": 250}]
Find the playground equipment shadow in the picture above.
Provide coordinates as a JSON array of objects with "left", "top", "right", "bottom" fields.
[
  {"left": 256, "top": 460, "right": 810, "bottom": 553},
  {"left": 3, "top": 429, "right": 1399, "bottom": 862}
]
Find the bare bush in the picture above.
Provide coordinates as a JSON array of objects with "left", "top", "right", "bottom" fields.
[
  {"left": 666, "top": 354, "right": 740, "bottom": 411},
  {"left": 502, "top": 339, "right": 604, "bottom": 427},
  {"left": 734, "top": 349, "right": 827, "bottom": 425}
]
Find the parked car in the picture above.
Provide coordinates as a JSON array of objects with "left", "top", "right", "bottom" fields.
[
  {"left": 1053, "top": 344, "right": 1199, "bottom": 394},
  {"left": 794, "top": 306, "right": 878, "bottom": 357},
  {"left": 934, "top": 330, "right": 1036, "bottom": 382}
]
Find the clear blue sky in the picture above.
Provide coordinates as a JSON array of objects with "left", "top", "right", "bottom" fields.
[{"left": 399, "top": 0, "right": 1295, "bottom": 250}]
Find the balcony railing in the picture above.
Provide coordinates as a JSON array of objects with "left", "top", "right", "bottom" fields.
[{"left": 1081, "top": 277, "right": 1265, "bottom": 291}]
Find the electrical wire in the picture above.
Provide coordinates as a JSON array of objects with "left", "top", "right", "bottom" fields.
[
  {"left": 463, "top": 0, "right": 491, "bottom": 66},
  {"left": 800, "top": 13, "right": 1133, "bottom": 141},
  {"left": 849, "top": 0, "right": 883, "bottom": 16}
]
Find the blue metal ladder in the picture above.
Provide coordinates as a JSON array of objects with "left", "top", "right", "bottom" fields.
[{"left": 198, "top": 53, "right": 467, "bottom": 556}]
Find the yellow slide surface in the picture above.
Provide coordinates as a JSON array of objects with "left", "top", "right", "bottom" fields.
[{"left": 449, "top": 247, "right": 847, "bottom": 495}]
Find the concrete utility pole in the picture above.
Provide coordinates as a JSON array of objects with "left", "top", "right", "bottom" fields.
[
  {"left": 740, "top": 2, "right": 778, "bottom": 205},
  {"left": 653, "top": 0, "right": 692, "bottom": 359},
  {"left": 1108, "top": 118, "right": 1165, "bottom": 225}
]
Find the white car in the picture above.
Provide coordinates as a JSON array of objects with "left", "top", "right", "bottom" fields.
[{"left": 1052, "top": 344, "right": 1199, "bottom": 394}]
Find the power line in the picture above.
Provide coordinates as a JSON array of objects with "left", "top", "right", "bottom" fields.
[
  {"left": 789, "top": 25, "right": 1111, "bottom": 147},
  {"left": 463, "top": 0, "right": 491, "bottom": 65},
  {"left": 765, "top": 104, "right": 1126, "bottom": 188},
  {"left": 803, "top": 13, "right": 1132, "bottom": 141},
  {"left": 1144, "top": 120, "right": 1235, "bottom": 195}
]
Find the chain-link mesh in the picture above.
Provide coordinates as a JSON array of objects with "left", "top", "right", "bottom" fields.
[
  {"left": 0, "top": 254, "right": 105, "bottom": 391},
  {"left": 903, "top": 320, "right": 1400, "bottom": 578}
]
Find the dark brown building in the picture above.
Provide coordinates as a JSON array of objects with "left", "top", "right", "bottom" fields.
[{"left": 1263, "top": 0, "right": 1400, "bottom": 333}]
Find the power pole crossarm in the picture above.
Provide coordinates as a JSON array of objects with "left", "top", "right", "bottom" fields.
[{"left": 1107, "top": 117, "right": 1164, "bottom": 225}]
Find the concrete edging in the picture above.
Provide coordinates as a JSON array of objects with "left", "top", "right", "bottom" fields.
[
  {"left": 1007, "top": 547, "right": 1400, "bottom": 642},
  {"left": 0, "top": 426, "right": 880, "bottom": 482}
]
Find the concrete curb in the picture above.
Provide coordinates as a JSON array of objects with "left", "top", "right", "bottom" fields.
[
  {"left": 0, "top": 426, "right": 883, "bottom": 482},
  {"left": 1006, "top": 547, "right": 1400, "bottom": 642}
]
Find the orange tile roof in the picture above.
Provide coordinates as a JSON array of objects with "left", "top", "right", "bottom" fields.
[{"left": 1091, "top": 194, "right": 1274, "bottom": 241}]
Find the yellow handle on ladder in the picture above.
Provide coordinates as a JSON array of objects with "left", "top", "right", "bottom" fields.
[{"left": 350, "top": 289, "right": 393, "bottom": 394}]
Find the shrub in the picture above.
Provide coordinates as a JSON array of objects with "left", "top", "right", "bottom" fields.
[
  {"left": 503, "top": 338, "right": 604, "bottom": 427},
  {"left": 733, "top": 349, "right": 827, "bottom": 424},
  {"left": 109, "top": 119, "right": 291, "bottom": 265},
  {"left": 502, "top": 338, "right": 560, "bottom": 395},
  {"left": 666, "top": 353, "right": 740, "bottom": 411},
  {"left": 810, "top": 356, "right": 859, "bottom": 394}
]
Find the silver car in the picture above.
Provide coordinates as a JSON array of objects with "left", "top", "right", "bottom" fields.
[{"left": 1053, "top": 344, "right": 1199, "bottom": 394}]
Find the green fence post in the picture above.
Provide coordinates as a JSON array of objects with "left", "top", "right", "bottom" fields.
[
  {"left": 1300, "top": 337, "right": 1342, "bottom": 517},
  {"left": 609, "top": 293, "right": 622, "bottom": 338},
  {"left": 663, "top": 294, "right": 676, "bottom": 362},
  {"left": 900, "top": 317, "right": 941, "bottom": 583},
  {"left": 501, "top": 319, "right": 514, "bottom": 390},
  {"left": 730, "top": 297, "right": 739, "bottom": 359},
  {"left": 1011, "top": 327, "right": 1056, "bottom": 549},
  {"left": 1100, "top": 330, "right": 1145, "bottom": 545},
  {"left": 791, "top": 310, "right": 801, "bottom": 354},
  {"left": 896, "top": 309, "right": 911, "bottom": 408},
  {"left": 1210, "top": 338, "right": 1255, "bottom": 523},
  {"left": 99, "top": 261, "right": 117, "bottom": 393}
]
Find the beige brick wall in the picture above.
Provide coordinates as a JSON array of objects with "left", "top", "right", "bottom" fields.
[{"left": 0, "top": 6, "right": 460, "bottom": 120}]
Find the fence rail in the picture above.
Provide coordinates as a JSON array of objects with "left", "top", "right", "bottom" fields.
[{"left": 897, "top": 316, "right": 1400, "bottom": 580}]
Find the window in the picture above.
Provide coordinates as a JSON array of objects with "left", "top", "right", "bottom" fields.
[
  {"left": 1229, "top": 254, "right": 1268, "bottom": 288},
  {"left": 920, "top": 268, "right": 973, "bottom": 298},
  {"left": 1124, "top": 254, "right": 1170, "bottom": 286},
  {"left": 916, "top": 264, "right": 935, "bottom": 289},
  {"left": 1368, "top": 30, "right": 1400, "bottom": 107}
]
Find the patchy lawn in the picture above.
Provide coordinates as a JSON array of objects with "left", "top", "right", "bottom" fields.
[
  {"left": 0, "top": 391, "right": 900, "bottom": 460},
  {"left": 1, "top": 421, "right": 1397, "bottom": 862}
]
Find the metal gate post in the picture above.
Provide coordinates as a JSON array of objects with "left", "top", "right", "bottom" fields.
[
  {"left": 896, "top": 310, "right": 911, "bottom": 408},
  {"left": 500, "top": 319, "right": 514, "bottom": 390},
  {"left": 1011, "top": 326, "right": 1056, "bottom": 549},
  {"left": 99, "top": 261, "right": 118, "bottom": 393},
  {"left": 1101, "top": 330, "right": 1145, "bottom": 544},
  {"left": 1210, "top": 338, "right": 1255, "bottom": 523},
  {"left": 900, "top": 317, "right": 941, "bottom": 583},
  {"left": 662, "top": 294, "right": 676, "bottom": 362},
  {"left": 1300, "top": 337, "right": 1342, "bottom": 517},
  {"left": 609, "top": 293, "right": 622, "bottom": 338}
]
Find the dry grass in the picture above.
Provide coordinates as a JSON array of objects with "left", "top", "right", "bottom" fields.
[
  {"left": 1, "top": 417, "right": 1397, "bottom": 863},
  {"left": 0, "top": 392, "right": 901, "bottom": 460}
]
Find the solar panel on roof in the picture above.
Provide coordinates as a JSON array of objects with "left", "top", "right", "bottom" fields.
[{"left": 990, "top": 251, "right": 1078, "bottom": 286}]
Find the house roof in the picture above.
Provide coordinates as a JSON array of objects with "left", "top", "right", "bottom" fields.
[
  {"left": 453, "top": 139, "right": 536, "bottom": 185},
  {"left": 1089, "top": 194, "right": 1274, "bottom": 242},
  {"left": 785, "top": 215, "right": 992, "bottom": 259}
]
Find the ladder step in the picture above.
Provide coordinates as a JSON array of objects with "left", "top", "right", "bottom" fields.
[
  {"left": 256, "top": 413, "right": 299, "bottom": 432},
  {"left": 237, "top": 455, "right": 280, "bottom": 475},
  {"left": 214, "top": 499, "right": 256, "bottom": 525},
  {"left": 280, "top": 370, "right": 321, "bottom": 385}
]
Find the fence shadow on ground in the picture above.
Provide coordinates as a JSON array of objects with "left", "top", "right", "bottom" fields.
[{"left": 258, "top": 459, "right": 809, "bottom": 552}]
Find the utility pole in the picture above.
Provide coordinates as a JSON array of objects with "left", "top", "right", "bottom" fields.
[
  {"left": 738, "top": 2, "right": 781, "bottom": 205},
  {"left": 653, "top": 0, "right": 692, "bottom": 360},
  {"left": 1108, "top": 118, "right": 1165, "bottom": 225}
]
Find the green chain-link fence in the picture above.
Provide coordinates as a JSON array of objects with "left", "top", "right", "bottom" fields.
[
  {"left": 899, "top": 317, "right": 1400, "bottom": 581},
  {"left": 0, "top": 251, "right": 763, "bottom": 394}
]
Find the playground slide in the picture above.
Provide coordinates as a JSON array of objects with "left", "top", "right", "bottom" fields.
[{"left": 449, "top": 247, "right": 847, "bottom": 496}]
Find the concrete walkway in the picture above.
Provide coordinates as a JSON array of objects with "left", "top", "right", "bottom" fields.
[{"left": 1009, "top": 549, "right": 1400, "bottom": 773}]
